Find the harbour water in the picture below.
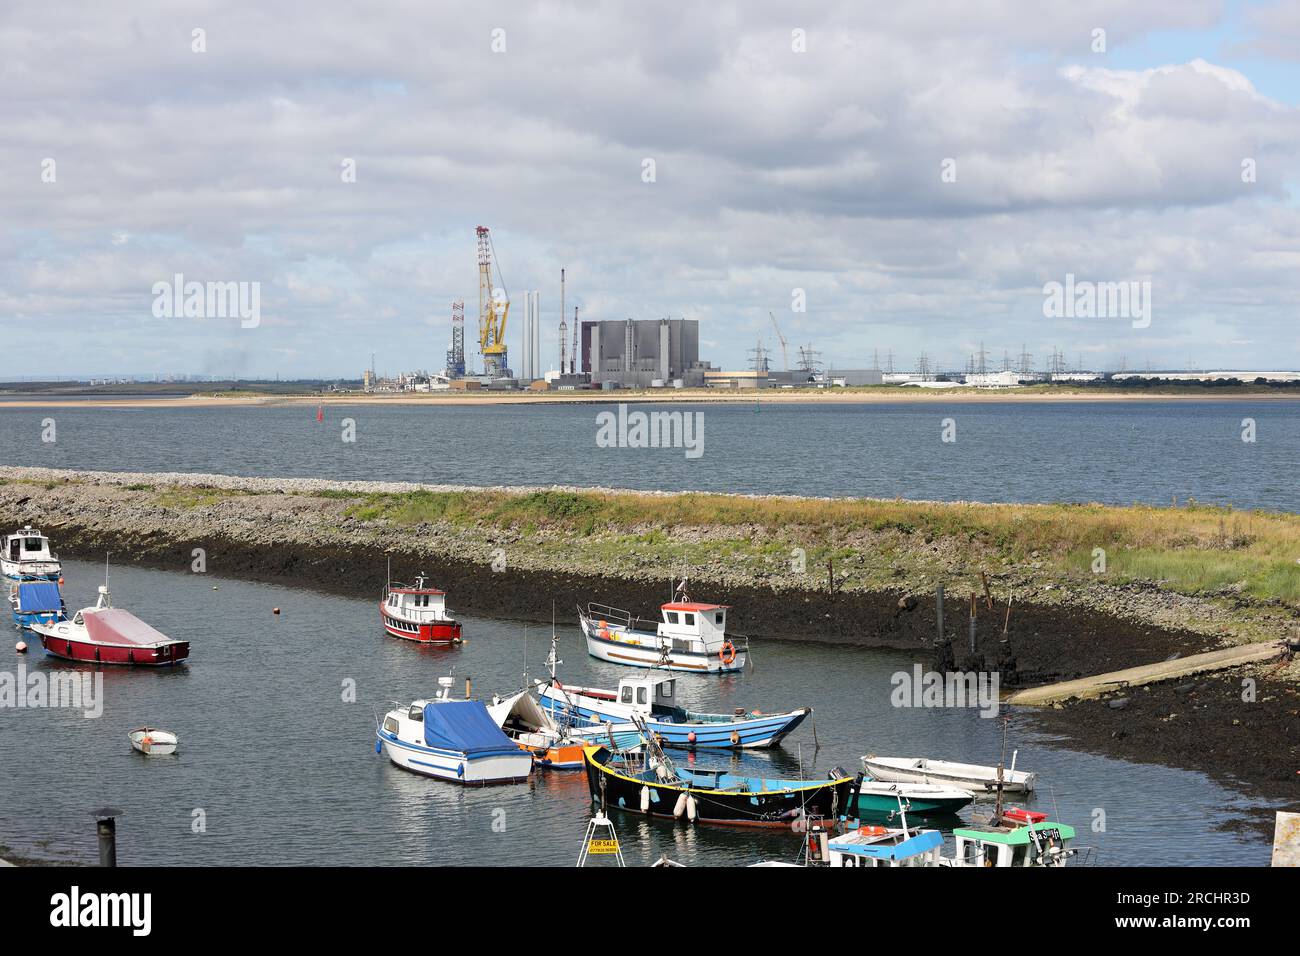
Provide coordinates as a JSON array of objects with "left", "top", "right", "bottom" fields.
[
  {"left": 1, "top": 399, "right": 1296, "bottom": 510},
  {"left": 0, "top": 560, "right": 1276, "bottom": 866}
]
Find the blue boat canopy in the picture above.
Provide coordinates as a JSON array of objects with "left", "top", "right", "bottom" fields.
[
  {"left": 17, "top": 581, "right": 62, "bottom": 612},
  {"left": 835, "top": 829, "right": 944, "bottom": 861},
  {"left": 422, "top": 700, "right": 524, "bottom": 757}
]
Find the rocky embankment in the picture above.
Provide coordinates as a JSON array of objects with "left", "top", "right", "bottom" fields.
[{"left": 2, "top": 465, "right": 1296, "bottom": 809}]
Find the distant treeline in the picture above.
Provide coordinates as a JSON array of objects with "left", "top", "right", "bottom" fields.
[{"left": 1072, "top": 377, "right": 1300, "bottom": 390}]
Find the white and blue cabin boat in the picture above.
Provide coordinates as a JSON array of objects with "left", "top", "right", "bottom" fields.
[
  {"left": 536, "top": 674, "right": 810, "bottom": 749},
  {"left": 579, "top": 599, "right": 748, "bottom": 673},
  {"left": 8, "top": 579, "right": 66, "bottom": 630},
  {"left": 1, "top": 527, "right": 62, "bottom": 583},
  {"left": 376, "top": 678, "right": 533, "bottom": 785}
]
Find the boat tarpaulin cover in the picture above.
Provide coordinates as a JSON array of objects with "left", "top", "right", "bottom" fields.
[
  {"left": 17, "top": 581, "right": 62, "bottom": 612},
  {"left": 83, "top": 608, "right": 175, "bottom": 647},
  {"left": 422, "top": 701, "right": 525, "bottom": 757}
]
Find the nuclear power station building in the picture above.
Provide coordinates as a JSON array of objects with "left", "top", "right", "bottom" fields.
[{"left": 580, "top": 318, "right": 712, "bottom": 388}]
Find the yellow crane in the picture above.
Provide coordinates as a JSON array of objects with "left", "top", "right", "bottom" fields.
[{"left": 477, "top": 226, "right": 510, "bottom": 377}]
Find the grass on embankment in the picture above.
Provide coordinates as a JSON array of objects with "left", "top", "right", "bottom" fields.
[{"left": 336, "top": 489, "right": 1300, "bottom": 605}]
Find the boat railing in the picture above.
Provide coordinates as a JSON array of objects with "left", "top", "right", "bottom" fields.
[
  {"left": 584, "top": 603, "right": 658, "bottom": 633},
  {"left": 1069, "top": 845, "right": 1099, "bottom": 867}
]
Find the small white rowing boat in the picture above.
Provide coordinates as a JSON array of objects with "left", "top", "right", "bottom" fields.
[
  {"left": 129, "top": 727, "right": 178, "bottom": 756},
  {"left": 862, "top": 754, "right": 1036, "bottom": 794}
]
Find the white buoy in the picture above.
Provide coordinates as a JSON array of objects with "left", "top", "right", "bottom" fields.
[
  {"left": 640, "top": 786, "right": 651, "bottom": 812},
  {"left": 673, "top": 792, "right": 688, "bottom": 819},
  {"left": 15, "top": 641, "right": 27, "bottom": 653},
  {"left": 686, "top": 794, "right": 697, "bottom": 823}
]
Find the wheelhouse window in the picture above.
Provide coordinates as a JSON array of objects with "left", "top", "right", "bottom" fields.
[
  {"left": 24, "top": 538, "right": 42, "bottom": 551},
  {"left": 656, "top": 680, "right": 674, "bottom": 701},
  {"left": 636, "top": 687, "right": 648, "bottom": 705},
  {"left": 715, "top": 612, "right": 724, "bottom": 626},
  {"left": 683, "top": 613, "right": 695, "bottom": 626},
  {"left": 620, "top": 687, "right": 633, "bottom": 704},
  {"left": 665, "top": 611, "right": 679, "bottom": 624},
  {"left": 407, "top": 705, "right": 424, "bottom": 721}
]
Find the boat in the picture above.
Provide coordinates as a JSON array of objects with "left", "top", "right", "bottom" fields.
[
  {"left": 850, "top": 774, "right": 975, "bottom": 820},
  {"left": 30, "top": 584, "right": 190, "bottom": 666},
  {"left": 810, "top": 821, "right": 947, "bottom": 868},
  {"left": 9, "top": 578, "right": 67, "bottom": 630},
  {"left": 862, "top": 753, "right": 1037, "bottom": 794},
  {"left": 488, "top": 688, "right": 639, "bottom": 770},
  {"left": 128, "top": 727, "right": 179, "bottom": 756},
  {"left": 380, "top": 572, "right": 462, "bottom": 644},
  {"left": 583, "top": 734, "right": 855, "bottom": 828},
  {"left": 376, "top": 677, "right": 533, "bottom": 785},
  {"left": 940, "top": 808, "right": 1088, "bottom": 867},
  {"left": 537, "top": 672, "right": 810, "bottom": 749},
  {"left": 578, "top": 583, "right": 748, "bottom": 673},
  {"left": 1, "top": 527, "right": 62, "bottom": 582}
]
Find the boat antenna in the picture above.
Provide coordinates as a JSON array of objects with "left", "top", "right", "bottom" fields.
[{"left": 994, "top": 712, "right": 1008, "bottom": 823}]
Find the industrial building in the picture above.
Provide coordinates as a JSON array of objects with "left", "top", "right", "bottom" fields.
[{"left": 581, "top": 318, "right": 713, "bottom": 388}]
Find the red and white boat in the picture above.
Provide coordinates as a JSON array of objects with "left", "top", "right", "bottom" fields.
[
  {"left": 31, "top": 584, "right": 190, "bottom": 666},
  {"left": 380, "top": 573, "right": 462, "bottom": 644}
]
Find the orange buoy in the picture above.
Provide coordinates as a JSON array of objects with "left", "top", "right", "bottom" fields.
[{"left": 687, "top": 731, "right": 697, "bottom": 744}]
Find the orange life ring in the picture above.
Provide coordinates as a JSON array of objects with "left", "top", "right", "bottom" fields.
[
  {"left": 718, "top": 642, "right": 736, "bottom": 665},
  {"left": 859, "top": 824, "right": 888, "bottom": 836}
]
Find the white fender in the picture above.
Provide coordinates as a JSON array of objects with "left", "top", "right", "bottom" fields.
[
  {"left": 673, "top": 792, "right": 688, "bottom": 819},
  {"left": 686, "top": 794, "right": 697, "bottom": 822},
  {"left": 640, "top": 786, "right": 651, "bottom": 812}
]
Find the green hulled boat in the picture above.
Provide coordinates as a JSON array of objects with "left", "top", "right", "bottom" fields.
[{"left": 850, "top": 777, "right": 975, "bottom": 820}]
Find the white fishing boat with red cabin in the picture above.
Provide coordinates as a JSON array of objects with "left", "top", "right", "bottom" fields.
[
  {"left": 31, "top": 583, "right": 190, "bottom": 666},
  {"left": 380, "top": 572, "right": 462, "bottom": 644}
]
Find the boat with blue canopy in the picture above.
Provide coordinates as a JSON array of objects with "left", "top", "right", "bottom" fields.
[
  {"left": 8, "top": 579, "right": 67, "bottom": 630},
  {"left": 376, "top": 677, "right": 534, "bottom": 785}
]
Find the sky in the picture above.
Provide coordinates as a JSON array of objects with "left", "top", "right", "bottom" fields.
[{"left": 2, "top": 0, "right": 1299, "bottom": 379}]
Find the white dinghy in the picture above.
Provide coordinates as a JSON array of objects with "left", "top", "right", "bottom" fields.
[
  {"left": 862, "top": 754, "right": 1036, "bottom": 794},
  {"left": 129, "top": 727, "right": 179, "bottom": 756}
]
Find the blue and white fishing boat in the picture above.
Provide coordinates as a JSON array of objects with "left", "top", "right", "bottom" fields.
[
  {"left": 1, "top": 527, "right": 62, "bottom": 583},
  {"left": 8, "top": 579, "right": 66, "bottom": 630},
  {"left": 536, "top": 673, "right": 810, "bottom": 749},
  {"left": 376, "top": 677, "right": 534, "bottom": 785}
]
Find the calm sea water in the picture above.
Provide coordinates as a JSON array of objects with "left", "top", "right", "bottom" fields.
[
  {"left": 0, "top": 400, "right": 1295, "bottom": 509},
  {"left": 0, "top": 560, "right": 1275, "bottom": 866}
]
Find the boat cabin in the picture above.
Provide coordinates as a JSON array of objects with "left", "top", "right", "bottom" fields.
[
  {"left": 384, "top": 576, "right": 451, "bottom": 622},
  {"left": 951, "top": 814, "right": 1078, "bottom": 867},
  {"left": 822, "top": 827, "right": 945, "bottom": 868},
  {"left": 3, "top": 527, "right": 59, "bottom": 572},
  {"left": 655, "top": 601, "right": 729, "bottom": 652},
  {"left": 614, "top": 675, "right": 687, "bottom": 721}
]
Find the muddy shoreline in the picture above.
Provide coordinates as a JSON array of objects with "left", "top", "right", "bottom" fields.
[{"left": 2, "top": 467, "right": 1295, "bottom": 815}]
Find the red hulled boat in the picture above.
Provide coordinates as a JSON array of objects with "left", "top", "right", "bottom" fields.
[
  {"left": 31, "top": 584, "right": 190, "bottom": 666},
  {"left": 380, "top": 573, "right": 462, "bottom": 644}
]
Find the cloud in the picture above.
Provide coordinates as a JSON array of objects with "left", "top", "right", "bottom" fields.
[{"left": 1, "top": 0, "right": 1297, "bottom": 377}]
